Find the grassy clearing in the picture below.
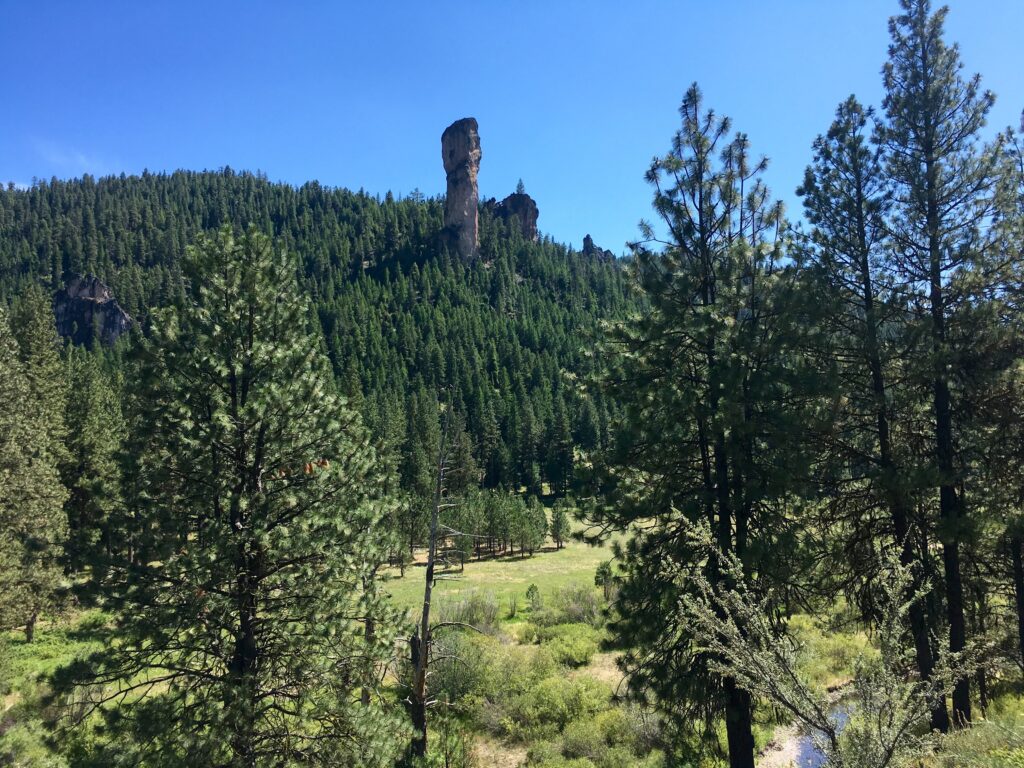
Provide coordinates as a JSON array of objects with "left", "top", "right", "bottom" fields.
[{"left": 383, "top": 535, "right": 612, "bottom": 616}]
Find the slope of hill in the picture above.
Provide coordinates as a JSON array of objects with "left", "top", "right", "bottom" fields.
[{"left": 0, "top": 170, "right": 634, "bottom": 499}]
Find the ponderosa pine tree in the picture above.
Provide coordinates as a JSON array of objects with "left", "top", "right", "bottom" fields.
[
  {"left": 880, "top": 0, "right": 1008, "bottom": 725},
  {"left": 63, "top": 347, "right": 124, "bottom": 574},
  {"left": 545, "top": 392, "right": 574, "bottom": 496},
  {"left": 525, "top": 496, "right": 548, "bottom": 556},
  {"left": 799, "top": 96, "right": 950, "bottom": 731},
  {"left": 587, "top": 85, "right": 822, "bottom": 768},
  {"left": 56, "top": 226, "right": 407, "bottom": 766},
  {"left": 550, "top": 497, "right": 572, "bottom": 550},
  {"left": 9, "top": 285, "right": 70, "bottom": 641},
  {"left": 10, "top": 284, "right": 69, "bottom": 463},
  {"left": 0, "top": 306, "right": 68, "bottom": 642}
]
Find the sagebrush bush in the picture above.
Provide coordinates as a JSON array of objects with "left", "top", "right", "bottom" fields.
[
  {"left": 560, "top": 719, "right": 605, "bottom": 762},
  {"left": 435, "top": 591, "right": 500, "bottom": 633},
  {"left": 531, "top": 586, "right": 604, "bottom": 628},
  {"left": 536, "top": 624, "right": 600, "bottom": 668},
  {"left": 429, "top": 633, "right": 491, "bottom": 705},
  {"left": 505, "top": 676, "right": 609, "bottom": 738},
  {"left": 933, "top": 694, "right": 1024, "bottom": 768}
]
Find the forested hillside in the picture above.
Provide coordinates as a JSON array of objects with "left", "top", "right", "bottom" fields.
[
  {"left": 3, "top": 1, "right": 1024, "bottom": 767},
  {"left": 0, "top": 171, "right": 630, "bottom": 508}
]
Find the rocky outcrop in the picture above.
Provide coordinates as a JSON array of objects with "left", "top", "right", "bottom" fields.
[
  {"left": 53, "top": 275, "right": 132, "bottom": 347},
  {"left": 442, "top": 117, "right": 482, "bottom": 260},
  {"left": 582, "top": 234, "right": 614, "bottom": 261},
  {"left": 487, "top": 192, "right": 539, "bottom": 241}
]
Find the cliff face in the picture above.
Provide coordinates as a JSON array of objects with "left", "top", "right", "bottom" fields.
[
  {"left": 582, "top": 234, "right": 614, "bottom": 261},
  {"left": 488, "top": 192, "right": 539, "bottom": 241},
  {"left": 53, "top": 275, "right": 132, "bottom": 347},
  {"left": 441, "top": 117, "right": 482, "bottom": 260}
]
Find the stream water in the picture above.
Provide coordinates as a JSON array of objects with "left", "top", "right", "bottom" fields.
[{"left": 791, "top": 703, "right": 852, "bottom": 767}]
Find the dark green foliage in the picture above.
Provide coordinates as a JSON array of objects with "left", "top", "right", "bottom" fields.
[
  {"left": 0, "top": 305, "right": 68, "bottom": 641},
  {"left": 0, "top": 171, "right": 628, "bottom": 518},
  {"left": 62, "top": 347, "right": 124, "bottom": 574},
  {"left": 551, "top": 498, "right": 572, "bottom": 550},
  {"left": 878, "top": 0, "right": 1012, "bottom": 725},
  {"left": 55, "top": 227, "right": 408, "bottom": 766},
  {"left": 586, "top": 84, "right": 826, "bottom": 768}
]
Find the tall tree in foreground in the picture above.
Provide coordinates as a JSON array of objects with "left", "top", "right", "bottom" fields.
[
  {"left": 57, "top": 227, "right": 407, "bottom": 766},
  {"left": 880, "top": 0, "right": 1007, "bottom": 725},
  {"left": 799, "top": 96, "right": 949, "bottom": 732},
  {"left": 0, "top": 306, "right": 68, "bottom": 642},
  {"left": 587, "top": 84, "right": 820, "bottom": 768}
]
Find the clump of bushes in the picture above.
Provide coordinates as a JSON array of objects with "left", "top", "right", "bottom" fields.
[
  {"left": 434, "top": 590, "right": 500, "bottom": 633},
  {"left": 535, "top": 624, "right": 600, "bottom": 668},
  {"left": 932, "top": 694, "right": 1024, "bottom": 767},
  {"left": 503, "top": 676, "right": 609, "bottom": 741},
  {"left": 525, "top": 706, "right": 666, "bottom": 768},
  {"left": 531, "top": 585, "right": 604, "bottom": 628},
  {"left": 787, "top": 613, "right": 872, "bottom": 691}
]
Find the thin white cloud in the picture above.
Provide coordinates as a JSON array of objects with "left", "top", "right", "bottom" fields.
[{"left": 32, "top": 138, "right": 112, "bottom": 177}]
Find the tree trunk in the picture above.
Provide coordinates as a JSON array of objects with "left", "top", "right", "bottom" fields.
[
  {"left": 410, "top": 403, "right": 450, "bottom": 760},
  {"left": 852, "top": 212, "right": 950, "bottom": 732},
  {"left": 1012, "top": 534, "right": 1024, "bottom": 672},
  {"left": 937, "top": 389, "right": 971, "bottom": 725},
  {"left": 229, "top": 548, "right": 259, "bottom": 768},
  {"left": 923, "top": 123, "right": 970, "bottom": 724},
  {"left": 724, "top": 679, "right": 756, "bottom": 768},
  {"left": 24, "top": 609, "right": 38, "bottom": 643}
]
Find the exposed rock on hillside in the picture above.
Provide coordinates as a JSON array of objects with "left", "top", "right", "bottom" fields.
[
  {"left": 53, "top": 275, "right": 132, "bottom": 347},
  {"left": 487, "top": 192, "right": 539, "bottom": 241},
  {"left": 441, "top": 117, "right": 482, "bottom": 260},
  {"left": 582, "top": 234, "right": 614, "bottom": 261}
]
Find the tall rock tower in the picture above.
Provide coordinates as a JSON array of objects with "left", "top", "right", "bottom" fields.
[{"left": 441, "top": 117, "right": 482, "bottom": 260}]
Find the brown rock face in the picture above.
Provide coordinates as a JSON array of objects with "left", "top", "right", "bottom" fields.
[
  {"left": 582, "top": 234, "right": 614, "bottom": 261},
  {"left": 53, "top": 275, "right": 132, "bottom": 347},
  {"left": 442, "top": 117, "right": 482, "bottom": 259},
  {"left": 489, "top": 193, "right": 539, "bottom": 241}
]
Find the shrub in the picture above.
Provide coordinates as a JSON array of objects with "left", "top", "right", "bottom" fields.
[
  {"left": 535, "top": 623, "right": 601, "bottom": 644},
  {"left": 507, "top": 676, "right": 608, "bottom": 734},
  {"left": 527, "top": 583, "right": 543, "bottom": 611},
  {"left": 532, "top": 586, "right": 603, "bottom": 628},
  {"left": 593, "top": 708, "right": 636, "bottom": 751},
  {"left": 531, "top": 759, "right": 596, "bottom": 768},
  {"left": 525, "top": 740, "right": 564, "bottom": 765},
  {"left": 535, "top": 624, "right": 601, "bottom": 667},
  {"left": 435, "top": 591, "right": 500, "bottom": 633},
  {"left": 561, "top": 719, "right": 605, "bottom": 762},
  {"left": 518, "top": 622, "right": 539, "bottom": 645},
  {"left": 430, "top": 633, "right": 490, "bottom": 705}
]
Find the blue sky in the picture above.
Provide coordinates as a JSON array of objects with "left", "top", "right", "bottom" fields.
[{"left": 3, "top": 1, "right": 1021, "bottom": 254}]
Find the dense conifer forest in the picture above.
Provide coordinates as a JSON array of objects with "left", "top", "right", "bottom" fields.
[
  {"left": 2, "top": 1, "right": 1024, "bottom": 767},
  {"left": 0, "top": 169, "right": 629, "bottom": 499}
]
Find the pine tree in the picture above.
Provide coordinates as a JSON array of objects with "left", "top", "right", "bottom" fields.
[
  {"left": 550, "top": 497, "right": 572, "bottom": 550},
  {"left": 56, "top": 227, "right": 408, "bottom": 766},
  {"left": 0, "top": 306, "right": 68, "bottom": 641},
  {"left": 10, "top": 283, "right": 69, "bottom": 461},
  {"left": 799, "top": 95, "right": 949, "bottom": 731},
  {"left": 525, "top": 496, "right": 548, "bottom": 555},
  {"left": 588, "top": 84, "right": 822, "bottom": 768},
  {"left": 545, "top": 393, "right": 574, "bottom": 495},
  {"left": 63, "top": 347, "right": 124, "bottom": 573},
  {"left": 880, "top": 0, "right": 1007, "bottom": 724}
]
